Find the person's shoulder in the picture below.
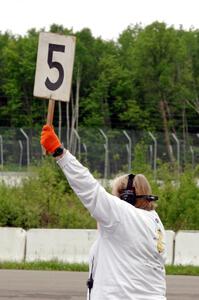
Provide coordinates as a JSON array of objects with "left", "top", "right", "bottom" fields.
[{"left": 118, "top": 200, "right": 140, "bottom": 217}]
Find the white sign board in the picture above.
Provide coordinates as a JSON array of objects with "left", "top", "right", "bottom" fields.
[{"left": 33, "top": 32, "right": 76, "bottom": 102}]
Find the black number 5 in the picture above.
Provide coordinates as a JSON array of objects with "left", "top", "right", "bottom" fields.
[{"left": 45, "top": 43, "right": 65, "bottom": 91}]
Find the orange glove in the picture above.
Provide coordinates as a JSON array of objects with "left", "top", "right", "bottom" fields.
[{"left": 40, "top": 125, "right": 61, "bottom": 154}]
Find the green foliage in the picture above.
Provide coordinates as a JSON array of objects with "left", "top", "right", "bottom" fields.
[
  {"left": 130, "top": 141, "right": 199, "bottom": 231},
  {"left": 119, "top": 100, "right": 150, "bottom": 130},
  {"left": 132, "top": 140, "right": 151, "bottom": 174},
  {"left": 0, "top": 261, "right": 89, "bottom": 272},
  {"left": 0, "top": 157, "right": 96, "bottom": 229},
  {"left": 0, "top": 154, "right": 199, "bottom": 230},
  {"left": 0, "top": 22, "right": 199, "bottom": 133},
  {"left": 156, "top": 170, "right": 199, "bottom": 231},
  {"left": 165, "top": 265, "right": 199, "bottom": 276},
  {"left": 0, "top": 22, "right": 199, "bottom": 230}
]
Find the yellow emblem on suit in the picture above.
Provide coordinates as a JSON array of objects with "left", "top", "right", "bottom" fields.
[{"left": 157, "top": 229, "right": 165, "bottom": 253}]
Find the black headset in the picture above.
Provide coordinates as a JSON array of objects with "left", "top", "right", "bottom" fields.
[{"left": 120, "top": 174, "right": 158, "bottom": 206}]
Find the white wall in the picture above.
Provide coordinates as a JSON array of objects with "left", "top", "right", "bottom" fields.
[
  {"left": 26, "top": 229, "right": 98, "bottom": 263},
  {"left": 165, "top": 230, "right": 175, "bottom": 265},
  {"left": 0, "top": 227, "right": 199, "bottom": 265},
  {"left": 0, "top": 227, "right": 26, "bottom": 262},
  {"left": 0, "top": 172, "right": 31, "bottom": 187},
  {"left": 174, "top": 231, "right": 199, "bottom": 266}
]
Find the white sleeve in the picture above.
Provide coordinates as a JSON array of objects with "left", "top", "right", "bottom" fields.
[{"left": 57, "top": 151, "right": 121, "bottom": 230}]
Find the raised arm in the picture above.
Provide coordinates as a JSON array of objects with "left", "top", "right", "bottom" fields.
[{"left": 40, "top": 125, "right": 121, "bottom": 230}]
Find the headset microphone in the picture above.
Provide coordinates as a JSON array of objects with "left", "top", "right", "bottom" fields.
[
  {"left": 120, "top": 174, "right": 158, "bottom": 206},
  {"left": 136, "top": 195, "right": 158, "bottom": 201}
]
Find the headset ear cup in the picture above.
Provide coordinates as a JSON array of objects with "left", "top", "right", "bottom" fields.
[
  {"left": 120, "top": 190, "right": 136, "bottom": 206},
  {"left": 119, "top": 174, "right": 137, "bottom": 206}
]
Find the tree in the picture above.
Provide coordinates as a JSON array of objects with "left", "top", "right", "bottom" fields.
[
  {"left": 0, "top": 31, "right": 11, "bottom": 126},
  {"left": 129, "top": 22, "right": 193, "bottom": 162}
]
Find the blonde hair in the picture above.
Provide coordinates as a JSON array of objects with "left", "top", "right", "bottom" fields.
[{"left": 112, "top": 174, "right": 155, "bottom": 211}]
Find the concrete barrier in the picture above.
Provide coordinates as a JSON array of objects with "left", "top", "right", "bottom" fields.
[
  {"left": 165, "top": 230, "right": 175, "bottom": 265},
  {"left": 26, "top": 229, "right": 175, "bottom": 264},
  {"left": 26, "top": 229, "right": 98, "bottom": 263},
  {"left": 0, "top": 227, "right": 26, "bottom": 262},
  {"left": 0, "top": 172, "right": 32, "bottom": 187},
  {"left": 1, "top": 227, "right": 198, "bottom": 265},
  {"left": 174, "top": 230, "right": 199, "bottom": 266}
]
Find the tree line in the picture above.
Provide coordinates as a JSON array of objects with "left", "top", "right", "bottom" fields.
[{"left": 0, "top": 22, "right": 199, "bottom": 162}]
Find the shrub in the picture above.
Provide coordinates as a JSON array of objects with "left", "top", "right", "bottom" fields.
[
  {"left": 0, "top": 155, "right": 199, "bottom": 230},
  {"left": 0, "top": 157, "right": 96, "bottom": 229}
]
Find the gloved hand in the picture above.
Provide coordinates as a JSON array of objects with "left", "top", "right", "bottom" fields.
[{"left": 40, "top": 125, "right": 61, "bottom": 154}]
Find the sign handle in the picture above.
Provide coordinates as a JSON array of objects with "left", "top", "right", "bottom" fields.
[
  {"left": 47, "top": 99, "right": 55, "bottom": 126},
  {"left": 43, "top": 98, "right": 55, "bottom": 155}
]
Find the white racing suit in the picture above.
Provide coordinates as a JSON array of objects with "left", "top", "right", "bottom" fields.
[{"left": 57, "top": 151, "right": 167, "bottom": 300}]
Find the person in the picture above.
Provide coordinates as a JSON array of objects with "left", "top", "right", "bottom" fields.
[{"left": 40, "top": 125, "right": 167, "bottom": 300}]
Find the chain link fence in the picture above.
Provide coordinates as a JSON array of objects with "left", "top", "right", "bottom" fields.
[{"left": 0, "top": 127, "right": 199, "bottom": 178}]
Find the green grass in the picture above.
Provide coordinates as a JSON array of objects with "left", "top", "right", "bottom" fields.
[
  {"left": 0, "top": 261, "right": 199, "bottom": 275},
  {"left": 0, "top": 261, "right": 89, "bottom": 272},
  {"left": 165, "top": 265, "right": 199, "bottom": 276}
]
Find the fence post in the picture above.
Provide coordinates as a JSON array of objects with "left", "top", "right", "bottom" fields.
[
  {"left": 20, "top": 128, "right": 30, "bottom": 167},
  {"left": 99, "top": 129, "right": 109, "bottom": 182},
  {"left": 82, "top": 143, "right": 88, "bottom": 165},
  {"left": 190, "top": 146, "right": 194, "bottom": 170},
  {"left": 172, "top": 133, "right": 180, "bottom": 177},
  {"left": 73, "top": 129, "right": 81, "bottom": 160},
  {"left": 123, "top": 130, "right": 132, "bottom": 173},
  {"left": 149, "top": 144, "right": 153, "bottom": 168},
  {"left": 18, "top": 140, "right": 23, "bottom": 169},
  {"left": 148, "top": 131, "right": 157, "bottom": 181},
  {"left": 0, "top": 135, "right": 3, "bottom": 170}
]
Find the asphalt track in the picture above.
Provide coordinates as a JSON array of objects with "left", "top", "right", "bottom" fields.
[{"left": 0, "top": 270, "right": 198, "bottom": 299}]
